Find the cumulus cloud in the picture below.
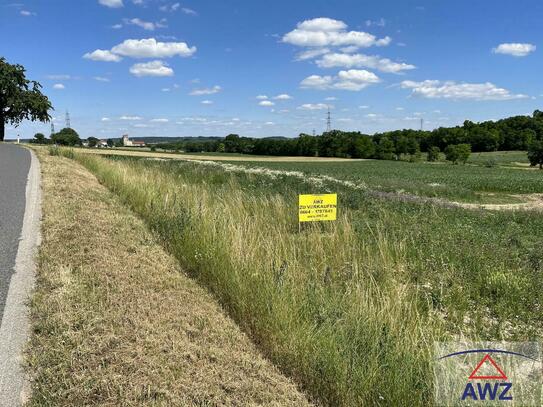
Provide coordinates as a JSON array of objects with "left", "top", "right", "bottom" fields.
[
  {"left": 492, "top": 43, "right": 536, "bottom": 57},
  {"left": 316, "top": 52, "right": 415, "bottom": 73},
  {"left": 83, "top": 49, "right": 122, "bottom": 62},
  {"left": 189, "top": 85, "right": 221, "bottom": 95},
  {"left": 400, "top": 80, "right": 528, "bottom": 100},
  {"left": 283, "top": 17, "right": 391, "bottom": 48},
  {"left": 301, "top": 69, "right": 380, "bottom": 91},
  {"left": 99, "top": 0, "right": 123, "bottom": 8},
  {"left": 53, "top": 83, "right": 65, "bottom": 90},
  {"left": 296, "top": 48, "right": 330, "bottom": 61},
  {"left": 129, "top": 60, "right": 174, "bottom": 77},
  {"left": 274, "top": 94, "right": 292, "bottom": 100},
  {"left": 297, "top": 103, "right": 330, "bottom": 110},
  {"left": 111, "top": 38, "right": 196, "bottom": 58},
  {"left": 259, "top": 100, "right": 275, "bottom": 106},
  {"left": 256, "top": 95, "right": 268, "bottom": 100}
]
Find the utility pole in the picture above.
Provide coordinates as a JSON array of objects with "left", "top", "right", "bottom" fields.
[
  {"left": 312, "top": 129, "right": 316, "bottom": 137},
  {"left": 65, "top": 110, "right": 71, "bottom": 129},
  {"left": 51, "top": 122, "right": 55, "bottom": 136},
  {"left": 326, "top": 106, "right": 332, "bottom": 132}
]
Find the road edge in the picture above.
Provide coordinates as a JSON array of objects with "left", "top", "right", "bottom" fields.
[{"left": 0, "top": 147, "right": 41, "bottom": 406}]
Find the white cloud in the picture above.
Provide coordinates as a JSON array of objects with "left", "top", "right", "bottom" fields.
[
  {"left": 120, "top": 115, "right": 143, "bottom": 120},
  {"left": 365, "top": 18, "right": 386, "bottom": 27},
  {"left": 150, "top": 118, "right": 169, "bottom": 122},
  {"left": 181, "top": 7, "right": 197, "bottom": 15},
  {"left": 83, "top": 49, "right": 122, "bottom": 62},
  {"left": 162, "top": 88, "right": 171, "bottom": 92},
  {"left": 395, "top": 107, "right": 404, "bottom": 111},
  {"left": 259, "top": 100, "right": 275, "bottom": 106},
  {"left": 265, "top": 121, "right": 275, "bottom": 125},
  {"left": 316, "top": 52, "right": 415, "bottom": 73},
  {"left": 492, "top": 43, "right": 536, "bottom": 57},
  {"left": 274, "top": 94, "right": 292, "bottom": 100},
  {"left": 201, "top": 100, "right": 213, "bottom": 105},
  {"left": 125, "top": 18, "right": 158, "bottom": 31},
  {"left": 93, "top": 76, "right": 110, "bottom": 82},
  {"left": 400, "top": 80, "right": 528, "bottom": 100},
  {"left": 300, "top": 69, "right": 380, "bottom": 91},
  {"left": 190, "top": 85, "right": 222, "bottom": 95},
  {"left": 111, "top": 23, "right": 123, "bottom": 29},
  {"left": 324, "top": 96, "right": 337, "bottom": 101},
  {"left": 256, "top": 95, "right": 268, "bottom": 100},
  {"left": 101, "top": 117, "right": 111, "bottom": 121},
  {"left": 297, "top": 103, "right": 330, "bottom": 110},
  {"left": 99, "top": 0, "right": 123, "bottom": 8},
  {"left": 359, "top": 105, "right": 370, "bottom": 109},
  {"left": 53, "top": 83, "right": 65, "bottom": 90},
  {"left": 296, "top": 48, "right": 330, "bottom": 61},
  {"left": 20, "top": 10, "right": 35, "bottom": 16},
  {"left": 110, "top": 38, "right": 196, "bottom": 58},
  {"left": 129, "top": 60, "right": 174, "bottom": 76},
  {"left": 283, "top": 17, "right": 391, "bottom": 48}
]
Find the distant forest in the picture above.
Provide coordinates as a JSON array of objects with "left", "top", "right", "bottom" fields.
[{"left": 157, "top": 110, "right": 543, "bottom": 159}]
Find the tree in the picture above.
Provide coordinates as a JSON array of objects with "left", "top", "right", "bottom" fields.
[
  {"left": 216, "top": 142, "right": 226, "bottom": 153},
  {"left": 528, "top": 140, "right": 543, "bottom": 169},
  {"left": 107, "top": 138, "right": 114, "bottom": 147},
  {"left": 0, "top": 57, "right": 52, "bottom": 141},
  {"left": 31, "top": 132, "right": 48, "bottom": 144},
  {"left": 51, "top": 128, "right": 81, "bottom": 146},
  {"left": 427, "top": 146, "right": 440, "bottom": 162},
  {"left": 445, "top": 144, "right": 471, "bottom": 164},
  {"left": 376, "top": 137, "right": 395, "bottom": 160},
  {"left": 87, "top": 136, "right": 99, "bottom": 147}
]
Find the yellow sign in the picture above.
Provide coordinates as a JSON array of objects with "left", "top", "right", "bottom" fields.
[{"left": 298, "top": 194, "right": 337, "bottom": 222}]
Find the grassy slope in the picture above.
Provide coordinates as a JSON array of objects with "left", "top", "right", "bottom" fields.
[
  {"left": 53, "top": 149, "right": 543, "bottom": 406},
  {"left": 28, "top": 148, "right": 310, "bottom": 406}
]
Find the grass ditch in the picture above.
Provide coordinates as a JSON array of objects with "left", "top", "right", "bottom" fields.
[
  {"left": 50, "top": 147, "right": 543, "bottom": 406},
  {"left": 28, "top": 147, "right": 310, "bottom": 406}
]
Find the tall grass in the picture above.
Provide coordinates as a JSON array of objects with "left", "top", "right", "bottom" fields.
[{"left": 64, "top": 150, "right": 443, "bottom": 405}]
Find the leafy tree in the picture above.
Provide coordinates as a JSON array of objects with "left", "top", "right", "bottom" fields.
[
  {"left": 87, "top": 137, "right": 99, "bottom": 147},
  {"left": 528, "top": 140, "right": 543, "bottom": 169},
  {"left": 445, "top": 144, "right": 471, "bottom": 164},
  {"left": 351, "top": 135, "right": 375, "bottom": 158},
  {"left": 216, "top": 142, "right": 226, "bottom": 153},
  {"left": 31, "top": 132, "right": 48, "bottom": 144},
  {"left": 51, "top": 128, "right": 81, "bottom": 146},
  {"left": 0, "top": 57, "right": 52, "bottom": 141},
  {"left": 107, "top": 138, "right": 114, "bottom": 147},
  {"left": 376, "top": 137, "right": 395, "bottom": 160},
  {"left": 427, "top": 146, "right": 440, "bottom": 162}
]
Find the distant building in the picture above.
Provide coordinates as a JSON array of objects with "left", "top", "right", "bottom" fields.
[
  {"left": 97, "top": 140, "right": 108, "bottom": 148},
  {"left": 122, "top": 134, "right": 146, "bottom": 147}
]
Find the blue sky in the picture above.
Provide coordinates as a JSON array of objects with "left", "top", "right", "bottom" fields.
[{"left": 1, "top": 0, "right": 542, "bottom": 139}]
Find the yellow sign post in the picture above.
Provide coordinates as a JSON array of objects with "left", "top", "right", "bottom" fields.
[{"left": 298, "top": 194, "right": 337, "bottom": 223}]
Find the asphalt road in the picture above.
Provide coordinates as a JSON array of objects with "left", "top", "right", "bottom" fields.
[{"left": 0, "top": 143, "right": 30, "bottom": 322}]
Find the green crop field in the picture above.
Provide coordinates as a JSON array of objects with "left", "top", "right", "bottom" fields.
[
  {"left": 52, "top": 147, "right": 543, "bottom": 406},
  {"left": 225, "top": 154, "right": 543, "bottom": 204}
]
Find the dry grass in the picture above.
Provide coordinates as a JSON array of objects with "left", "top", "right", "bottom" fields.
[
  {"left": 27, "top": 148, "right": 311, "bottom": 406},
  {"left": 74, "top": 147, "right": 364, "bottom": 162}
]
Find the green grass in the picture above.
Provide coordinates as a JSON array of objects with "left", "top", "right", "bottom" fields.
[
  {"left": 58, "top": 149, "right": 543, "bottom": 406},
  {"left": 467, "top": 150, "right": 530, "bottom": 167},
  {"left": 223, "top": 158, "right": 543, "bottom": 203}
]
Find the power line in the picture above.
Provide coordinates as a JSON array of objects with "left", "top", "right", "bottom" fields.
[{"left": 65, "top": 110, "right": 71, "bottom": 129}]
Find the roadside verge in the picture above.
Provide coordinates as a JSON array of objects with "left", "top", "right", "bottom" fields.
[{"left": 26, "top": 148, "right": 311, "bottom": 405}]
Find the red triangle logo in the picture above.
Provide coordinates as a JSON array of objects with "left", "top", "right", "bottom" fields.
[{"left": 468, "top": 354, "right": 508, "bottom": 380}]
